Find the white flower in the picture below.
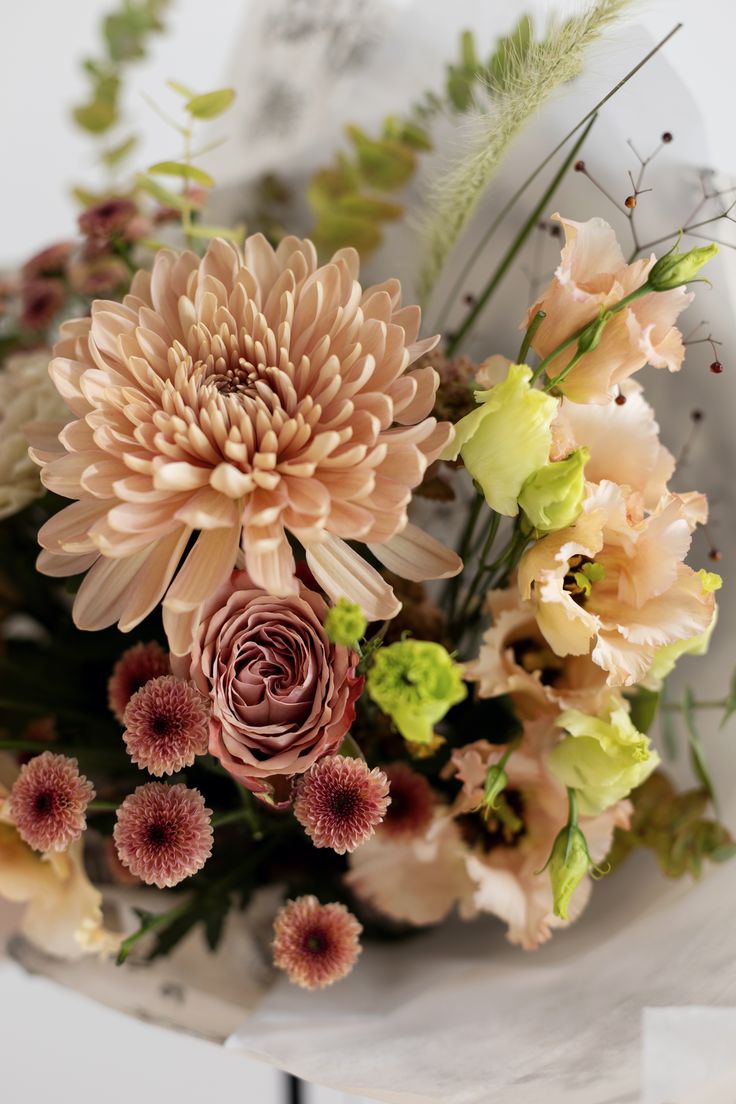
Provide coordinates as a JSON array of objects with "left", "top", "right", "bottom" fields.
[{"left": 0, "top": 350, "right": 68, "bottom": 520}]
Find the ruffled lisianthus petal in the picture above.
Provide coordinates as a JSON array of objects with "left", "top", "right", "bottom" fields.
[
  {"left": 519, "top": 480, "right": 717, "bottom": 686},
  {"left": 552, "top": 379, "right": 675, "bottom": 508},
  {"left": 33, "top": 235, "right": 459, "bottom": 646},
  {"left": 188, "top": 570, "right": 362, "bottom": 797},
  {"left": 464, "top": 587, "right": 608, "bottom": 720},
  {"left": 526, "top": 214, "right": 691, "bottom": 404}
]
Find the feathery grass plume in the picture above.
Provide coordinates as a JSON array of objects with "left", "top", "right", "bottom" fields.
[{"left": 417, "top": 0, "right": 632, "bottom": 303}]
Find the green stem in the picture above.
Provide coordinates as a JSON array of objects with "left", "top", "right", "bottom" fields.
[
  {"left": 88, "top": 800, "right": 119, "bottom": 814},
  {"left": 444, "top": 491, "right": 484, "bottom": 618},
  {"left": 517, "top": 310, "right": 546, "bottom": 363},
  {"left": 445, "top": 115, "right": 597, "bottom": 356},
  {"left": 567, "top": 787, "right": 578, "bottom": 828},
  {"left": 0, "top": 738, "right": 59, "bottom": 753},
  {"left": 532, "top": 284, "right": 651, "bottom": 389},
  {"left": 117, "top": 898, "right": 193, "bottom": 965},
  {"left": 661, "top": 699, "right": 726, "bottom": 711},
  {"left": 434, "top": 24, "right": 681, "bottom": 333},
  {"left": 212, "top": 807, "right": 253, "bottom": 830},
  {"left": 453, "top": 511, "right": 503, "bottom": 631}
]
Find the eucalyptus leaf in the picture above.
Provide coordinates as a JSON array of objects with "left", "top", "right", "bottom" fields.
[
  {"left": 682, "top": 686, "right": 718, "bottom": 811},
  {"left": 148, "top": 160, "right": 215, "bottom": 187},
  {"left": 186, "top": 88, "right": 236, "bottom": 119}
]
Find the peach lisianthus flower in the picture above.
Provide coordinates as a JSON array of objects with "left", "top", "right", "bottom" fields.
[
  {"left": 526, "top": 214, "right": 691, "bottom": 404},
  {"left": 0, "top": 754, "right": 119, "bottom": 959},
  {"left": 33, "top": 235, "right": 460, "bottom": 654},
  {"left": 464, "top": 587, "right": 607, "bottom": 720},
  {"left": 552, "top": 379, "right": 674, "bottom": 508},
  {"left": 518, "top": 480, "right": 717, "bottom": 686},
  {"left": 347, "top": 731, "right": 629, "bottom": 949}
]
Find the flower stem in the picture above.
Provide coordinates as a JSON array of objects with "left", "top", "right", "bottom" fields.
[
  {"left": 445, "top": 116, "right": 597, "bottom": 356},
  {"left": 88, "top": 800, "right": 119, "bottom": 814},
  {"left": 444, "top": 491, "right": 485, "bottom": 619},
  {"left": 212, "top": 808, "right": 253, "bottom": 830},
  {"left": 517, "top": 310, "right": 546, "bottom": 364}
]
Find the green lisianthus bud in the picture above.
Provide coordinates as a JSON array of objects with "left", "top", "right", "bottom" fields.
[
  {"left": 549, "top": 702, "right": 660, "bottom": 815},
  {"left": 366, "top": 639, "right": 467, "bottom": 746},
  {"left": 482, "top": 764, "right": 508, "bottom": 811},
  {"left": 518, "top": 447, "right": 589, "bottom": 533},
  {"left": 648, "top": 241, "right": 718, "bottom": 291},
  {"left": 324, "top": 597, "right": 367, "bottom": 648},
  {"left": 548, "top": 825, "right": 591, "bottom": 919},
  {"left": 576, "top": 312, "right": 608, "bottom": 354},
  {"left": 441, "top": 363, "right": 558, "bottom": 516}
]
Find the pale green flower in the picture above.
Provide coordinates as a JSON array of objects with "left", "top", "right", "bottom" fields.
[
  {"left": 324, "top": 598, "right": 367, "bottom": 648},
  {"left": 518, "top": 447, "right": 589, "bottom": 533},
  {"left": 441, "top": 363, "right": 558, "bottom": 515},
  {"left": 648, "top": 570, "right": 721, "bottom": 682},
  {"left": 648, "top": 241, "right": 718, "bottom": 291},
  {"left": 550, "top": 702, "right": 659, "bottom": 815},
  {"left": 366, "top": 639, "right": 467, "bottom": 746},
  {"left": 547, "top": 824, "right": 591, "bottom": 920}
]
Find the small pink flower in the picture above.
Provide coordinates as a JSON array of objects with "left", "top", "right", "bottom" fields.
[
  {"left": 22, "top": 241, "right": 74, "bottom": 280},
  {"left": 108, "top": 641, "right": 170, "bottom": 723},
  {"left": 9, "top": 752, "right": 95, "bottom": 852},
  {"left": 272, "top": 895, "right": 362, "bottom": 990},
  {"left": 123, "top": 675, "right": 209, "bottom": 776},
  {"left": 113, "top": 783, "right": 213, "bottom": 888},
  {"left": 78, "top": 197, "right": 137, "bottom": 241},
  {"left": 378, "top": 762, "right": 435, "bottom": 840},
  {"left": 20, "top": 279, "right": 64, "bottom": 330},
  {"left": 293, "top": 756, "right": 390, "bottom": 854}
]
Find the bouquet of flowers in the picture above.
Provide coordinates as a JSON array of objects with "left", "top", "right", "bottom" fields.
[{"left": 1, "top": 0, "right": 734, "bottom": 1037}]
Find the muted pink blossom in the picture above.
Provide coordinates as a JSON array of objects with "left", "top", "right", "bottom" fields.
[
  {"left": 113, "top": 783, "right": 212, "bottom": 888},
  {"left": 293, "top": 756, "right": 390, "bottom": 853},
  {"left": 108, "top": 641, "right": 170, "bottom": 723},
  {"left": 123, "top": 675, "right": 209, "bottom": 776},
  {"left": 378, "top": 762, "right": 435, "bottom": 840},
  {"left": 272, "top": 895, "right": 362, "bottom": 989},
  {"left": 9, "top": 753, "right": 95, "bottom": 853}
]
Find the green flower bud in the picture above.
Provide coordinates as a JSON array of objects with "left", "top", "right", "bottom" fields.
[
  {"left": 482, "top": 764, "right": 508, "bottom": 811},
  {"left": 324, "top": 597, "right": 367, "bottom": 648},
  {"left": 548, "top": 825, "right": 591, "bottom": 920},
  {"left": 366, "top": 639, "right": 467, "bottom": 746},
  {"left": 518, "top": 447, "right": 589, "bottom": 533},
  {"left": 549, "top": 703, "right": 660, "bottom": 815},
  {"left": 648, "top": 241, "right": 718, "bottom": 291},
  {"left": 576, "top": 312, "right": 608, "bottom": 354}
]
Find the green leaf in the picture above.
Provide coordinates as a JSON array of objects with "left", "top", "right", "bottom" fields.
[
  {"left": 627, "top": 687, "right": 660, "bottom": 735},
  {"left": 135, "top": 174, "right": 203, "bottom": 211},
  {"left": 346, "top": 126, "right": 416, "bottom": 190},
  {"left": 186, "top": 223, "right": 246, "bottom": 243},
  {"left": 73, "top": 99, "right": 118, "bottom": 134},
  {"left": 186, "top": 88, "right": 236, "bottom": 119},
  {"left": 147, "top": 160, "right": 215, "bottom": 187},
  {"left": 682, "top": 686, "right": 718, "bottom": 811},
  {"left": 102, "top": 134, "right": 138, "bottom": 167},
  {"left": 167, "top": 79, "right": 196, "bottom": 98}
]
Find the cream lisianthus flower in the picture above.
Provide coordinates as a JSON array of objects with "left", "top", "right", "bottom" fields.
[
  {"left": 526, "top": 215, "right": 691, "bottom": 404},
  {"left": 549, "top": 700, "right": 660, "bottom": 815},
  {"left": 32, "top": 236, "right": 460, "bottom": 654},
  {"left": 552, "top": 379, "right": 674, "bottom": 508},
  {"left": 0, "top": 755, "right": 119, "bottom": 959},
  {"left": 464, "top": 587, "right": 608, "bottom": 720},
  {"left": 518, "top": 480, "right": 716, "bottom": 686},
  {"left": 0, "top": 349, "right": 69, "bottom": 520},
  {"left": 441, "top": 362, "right": 558, "bottom": 516}
]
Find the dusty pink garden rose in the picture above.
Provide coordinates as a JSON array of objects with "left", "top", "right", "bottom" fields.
[
  {"left": 32, "top": 235, "right": 460, "bottom": 655},
  {"left": 518, "top": 480, "right": 716, "bottom": 686},
  {"left": 526, "top": 214, "right": 691, "bottom": 404},
  {"left": 464, "top": 586, "right": 608, "bottom": 721},
  {"left": 187, "top": 570, "right": 362, "bottom": 798}
]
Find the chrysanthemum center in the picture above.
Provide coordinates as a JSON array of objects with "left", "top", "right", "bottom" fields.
[
  {"left": 329, "top": 787, "right": 358, "bottom": 818},
  {"left": 147, "top": 820, "right": 173, "bottom": 847},
  {"left": 33, "top": 789, "right": 55, "bottom": 817},
  {"left": 305, "top": 929, "right": 327, "bottom": 955}
]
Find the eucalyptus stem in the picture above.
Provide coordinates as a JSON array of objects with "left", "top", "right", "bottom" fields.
[{"left": 445, "top": 115, "right": 597, "bottom": 356}]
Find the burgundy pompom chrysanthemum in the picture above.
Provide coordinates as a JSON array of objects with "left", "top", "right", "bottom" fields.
[
  {"left": 113, "top": 783, "right": 213, "bottom": 888},
  {"left": 378, "top": 762, "right": 435, "bottom": 840},
  {"left": 108, "top": 641, "right": 170, "bottom": 723},
  {"left": 9, "top": 752, "right": 95, "bottom": 852},
  {"left": 272, "top": 895, "right": 362, "bottom": 990},
  {"left": 123, "top": 675, "right": 209, "bottom": 776},
  {"left": 293, "top": 755, "right": 390, "bottom": 854}
]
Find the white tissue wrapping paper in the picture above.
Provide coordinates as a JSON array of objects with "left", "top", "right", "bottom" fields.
[{"left": 3, "top": 3, "right": 736, "bottom": 1101}]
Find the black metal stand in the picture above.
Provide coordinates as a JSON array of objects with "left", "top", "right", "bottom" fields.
[{"left": 285, "top": 1072, "right": 304, "bottom": 1104}]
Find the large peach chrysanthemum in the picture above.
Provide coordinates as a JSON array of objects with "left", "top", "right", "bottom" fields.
[{"left": 33, "top": 236, "right": 459, "bottom": 653}]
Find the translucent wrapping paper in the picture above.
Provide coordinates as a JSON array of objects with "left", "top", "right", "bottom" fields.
[{"left": 4, "top": 3, "right": 736, "bottom": 1101}]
